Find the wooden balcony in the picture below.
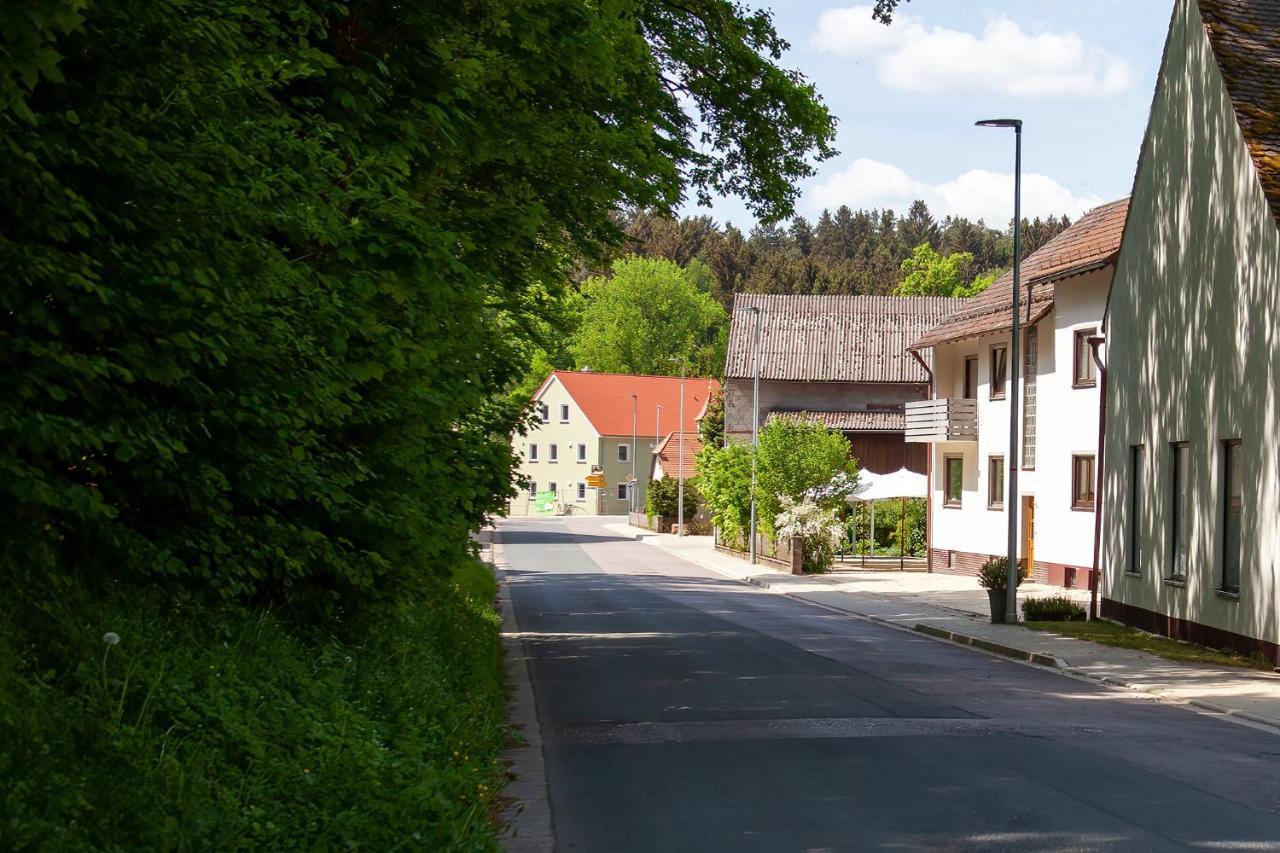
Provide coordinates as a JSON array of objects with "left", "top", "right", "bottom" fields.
[{"left": 904, "top": 398, "right": 978, "bottom": 443}]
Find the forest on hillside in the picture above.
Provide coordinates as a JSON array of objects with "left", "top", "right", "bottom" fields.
[
  {"left": 511, "top": 201, "right": 1075, "bottom": 399},
  {"left": 612, "top": 201, "right": 1073, "bottom": 305}
]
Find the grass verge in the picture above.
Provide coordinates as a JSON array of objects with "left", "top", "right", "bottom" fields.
[
  {"left": 1, "top": 558, "right": 506, "bottom": 850},
  {"left": 1025, "top": 620, "right": 1275, "bottom": 671}
]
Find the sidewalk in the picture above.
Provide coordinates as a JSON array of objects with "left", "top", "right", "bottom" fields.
[{"left": 605, "top": 522, "right": 1280, "bottom": 733}]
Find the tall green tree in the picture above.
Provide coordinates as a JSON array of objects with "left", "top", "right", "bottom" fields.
[
  {"left": 756, "top": 417, "right": 858, "bottom": 536},
  {"left": 893, "top": 243, "right": 996, "bottom": 298},
  {"left": 570, "top": 256, "right": 728, "bottom": 376},
  {"left": 1, "top": 0, "right": 840, "bottom": 604}
]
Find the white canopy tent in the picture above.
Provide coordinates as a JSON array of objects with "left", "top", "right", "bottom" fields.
[{"left": 845, "top": 467, "right": 928, "bottom": 568}]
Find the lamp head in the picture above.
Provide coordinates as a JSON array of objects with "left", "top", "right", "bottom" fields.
[{"left": 975, "top": 118, "right": 1022, "bottom": 129}]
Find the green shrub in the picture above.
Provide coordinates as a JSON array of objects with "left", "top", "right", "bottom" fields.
[
  {"left": 977, "top": 557, "right": 1029, "bottom": 591},
  {"left": 1022, "top": 594, "right": 1086, "bottom": 622},
  {"left": 756, "top": 417, "right": 858, "bottom": 536},
  {"left": 646, "top": 476, "right": 698, "bottom": 521},
  {"left": 0, "top": 560, "right": 506, "bottom": 850},
  {"left": 695, "top": 443, "right": 754, "bottom": 547}
]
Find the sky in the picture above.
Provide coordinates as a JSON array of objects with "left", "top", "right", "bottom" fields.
[{"left": 681, "top": 0, "right": 1173, "bottom": 229}]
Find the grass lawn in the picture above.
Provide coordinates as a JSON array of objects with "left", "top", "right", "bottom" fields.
[{"left": 1025, "top": 620, "right": 1276, "bottom": 672}]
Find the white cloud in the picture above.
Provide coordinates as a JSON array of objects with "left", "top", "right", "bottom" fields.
[
  {"left": 811, "top": 6, "right": 1132, "bottom": 98},
  {"left": 805, "top": 158, "right": 1104, "bottom": 225}
]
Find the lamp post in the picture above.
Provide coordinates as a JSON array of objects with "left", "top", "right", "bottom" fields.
[
  {"left": 629, "top": 393, "right": 638, "bottom": 513},
  {"left": 666, "top": 355, "right": 689, "bottom": 535},
  {"left": 746, "top": 305, "right": 762, "bottom": 564},
  {"left": 656, "top": 404, "right": 663, "bottom": 456},
  {"left": 976, "top": 117, "right": 1023, "bottom": 621},
  {"left": 677, "top": 361, "right": 687, "bottom": 535}
]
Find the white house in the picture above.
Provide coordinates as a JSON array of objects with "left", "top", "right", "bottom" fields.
[
  {"left": 906, "top": 199, "right": 1128, "bottom": 588},
  {"left": 1101, "top": 0, "right": 1280, "bottom": 663},
  {"left": 508, "top": 370, "right": 716, "bottom": 516}
]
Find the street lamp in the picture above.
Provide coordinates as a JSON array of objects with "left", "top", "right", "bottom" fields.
[
  {"left": 746, "top": 305, "right": 762, "bottom": 564},
  {"left": 977, "top": 117, "right": 1023, "bottom": 621},
  {"left": 655, "top": 404, "right": 663, "bottom": 455},
  {"left": 667, "top": 356, "right": 689, "bottom": 536},
  {"left": 629, "top": 393, "right": 638, "bottom": 513}
]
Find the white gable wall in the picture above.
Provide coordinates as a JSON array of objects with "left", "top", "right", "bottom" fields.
[
  {"left": 1103, "top": 0, "right": 1280, "bottom": 650},
  {"left": 928, "top": 268, "right": 1108, "bottom": 582}
]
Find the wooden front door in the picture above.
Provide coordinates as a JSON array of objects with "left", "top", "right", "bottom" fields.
[{"left": 1022, "top": 496, "right": 1036, "bottom": 578}]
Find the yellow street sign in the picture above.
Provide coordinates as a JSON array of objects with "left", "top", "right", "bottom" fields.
[{"left": 585, "top": 475, "right": 607, "bottom": 488}]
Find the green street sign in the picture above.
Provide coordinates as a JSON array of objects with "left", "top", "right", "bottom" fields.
[{"left": 534, "top": 490, "right": 557, "bottom": 513}]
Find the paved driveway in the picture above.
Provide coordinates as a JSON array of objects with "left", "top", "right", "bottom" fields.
[{"left": 499, "top": 516, "right": 1280, "bottom": 852}]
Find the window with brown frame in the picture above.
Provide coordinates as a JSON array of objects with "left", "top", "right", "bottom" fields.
[
  {"left": 1071, "top": 454, "right": 1095, "bottom": 510},
  {"left": 988, "top": 456, "right": 1005, "bottom": 509},
  {"left": 1073, "top": 328, "right": 1098, "bottom": 388},
  {"left": 963, "top": 356, "right": 978, "bottom": 400},
  {"left": 944, "top": 456, "right": 963, "bottom": 506},
  {"left": 1221, "top": 439, "right": 1242, "bottom": 594},
  {"left": 1170, "top": 442, "right": 1190, "bottom": 579},
  {"left": 989, "top": 344, "right": 1008, "bottom": 399}
]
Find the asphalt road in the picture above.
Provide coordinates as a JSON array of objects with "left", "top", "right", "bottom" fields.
[{"left": 499, "top": 516, "right": 1280, "bottom": 852}]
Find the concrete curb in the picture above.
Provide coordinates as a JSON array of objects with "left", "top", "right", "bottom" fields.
[
  {"left": 491, "top": 534, "right": 555, "bottom": 853},
  {"left": 912, "top": 624, "right": 1068, "bottom": 669}
]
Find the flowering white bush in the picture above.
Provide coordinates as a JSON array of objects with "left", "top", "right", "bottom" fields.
[
  {"left": 774, "top": 496, "right": 846, "bottom": 572},
  {"left": 802, "top": 471, "right": 860, "bottom": 504}
]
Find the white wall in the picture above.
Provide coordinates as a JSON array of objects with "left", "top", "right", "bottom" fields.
[
  {"left": 930, "top": 268, "right": 1108, "bottom": 573},
  {"left": 1103, "top": 0, "right": 1280, "bottom": 645}
]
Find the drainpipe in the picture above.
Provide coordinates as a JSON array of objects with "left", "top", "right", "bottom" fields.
[
  {"left": 1087, "top": 334, "right": 1107, "bottom": 621},
  {"left": 910, "top": 348, "right": 935, "bottom": 572}
]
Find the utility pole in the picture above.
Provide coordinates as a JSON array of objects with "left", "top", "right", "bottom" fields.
[
  {"left": 977, "top": 117, "right": 1024, "bottom": 621},
  {"left": 677, "top": 362, "right": 687, "bottom": 535},
  {"left": 629, "top": 393, "right": 637, "bottom": 514},
  {"left": 747, "top": 305, "right": 762, "bottom": 564}
]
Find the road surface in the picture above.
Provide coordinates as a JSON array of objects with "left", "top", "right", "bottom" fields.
[{"left": 499, "top": 516, "right": 1280, "bottom": 852}]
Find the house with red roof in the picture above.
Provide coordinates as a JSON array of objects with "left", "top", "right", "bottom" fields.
[
  {"left": 906, "top": 198, "right": 1129, "bottom": 588},
  {"left": 1102, "top": 0, "right": 1280, "bottom": 663},
  {"left": 509, "top": 370, "right": 718, "bottom": 516}
]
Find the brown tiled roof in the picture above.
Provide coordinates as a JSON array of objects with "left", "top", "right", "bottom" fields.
[
  {"left": 765, "top": 409, "right": 905, "bottom": 432},
  {"left": 725, "top": 294, "right": 963, "bottom": 383},
  {"left": 652, "top": 430, "right": 702, "bottom": 479},
  {"left": 1199, "top": 0, "right": 1280, "bottom": 229},
  {"left": 911, "top": 198, "right": 1129, "bottom": 349}
]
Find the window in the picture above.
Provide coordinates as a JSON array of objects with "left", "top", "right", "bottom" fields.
[
  {"left": 538, "top": 403, "right": 550, "bottom": 424},
  {"left": 944, "top": 456, "right": 963, "bottom": 507},
  {"left": 617, "top": 483, "right": 628, "bottom": 501},
  {"left": 560, "top": 404, "right": 570, "bottom": 423},
  {"left": 528, "top": 481, "right": 537, "bottom": 498},
  {"left": 1073, "top": 328, "right": 1098, "bottom": 388},
  {"left": 577, "top": 443, "right": 587, "bottom": 463},
  {"left": 548, "top": 443, "right": 558, "bottom": 463},
  {"left": 1169, "top": 442, "right": 1190, "bottom": 580},
  {"left": 1022, "top": 327, "right": 1038, "bottom": 469},
  {"left": 1221, "top": 440, "right": 1242, "bottom": 593},
  {"left": 963, "top": 356, "right": 978, "bottom": 400},
  {"left": 547, "top": 481, "right": 557, "bottom": 497},
  {"left": 988, "top": 456, "right": 1005, "bottom": 509},
  {"left": 1072, "top": 454, "right": 1096, "bottom": 510},
  {"left": 618, "top": 444, "right": 630, "bottom": 463},
  {"left": 989, "top": 344, "right": 1008, "bottom": 400},
  {"left": 576, "top": 482, "right": 587, "bottom": 501},
  {"left": 528, "top": 443, "right": 538, "bottom": 462},
  {"left": 1129, "top": 445, "right": 1144, "bottom": 574}
]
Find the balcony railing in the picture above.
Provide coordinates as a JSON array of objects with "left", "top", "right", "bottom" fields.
[{"left": 904, "top": 398, "right": 978, "bottom": 443}]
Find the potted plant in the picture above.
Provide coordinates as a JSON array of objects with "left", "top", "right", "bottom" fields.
[{"left": 978, "top": 557, "right": 1029, "bottom": 623}]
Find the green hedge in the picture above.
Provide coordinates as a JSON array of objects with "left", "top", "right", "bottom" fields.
[{"left": 0, "top": 559, "right": 506, "bottom": 850}]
